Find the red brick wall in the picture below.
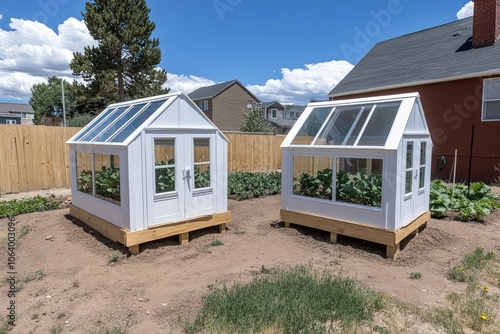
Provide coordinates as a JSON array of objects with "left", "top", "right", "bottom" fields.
[
  {"left": 330, "top": 76, "right": 500, "bottom": 182},
  {"left": 473, "top": 0, "right": 500, "bottom": 47}
]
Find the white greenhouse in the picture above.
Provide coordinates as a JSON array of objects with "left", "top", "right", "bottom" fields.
[
  {"left": 67, "top": 92, "right": 230, "bottom": 254},
  {"left": 280, "top": 92, "right": 432, "bottom": 258}
]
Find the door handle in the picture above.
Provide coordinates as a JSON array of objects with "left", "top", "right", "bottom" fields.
[{"left": 183, "top": 167, "right": 191, "bottom": 180}]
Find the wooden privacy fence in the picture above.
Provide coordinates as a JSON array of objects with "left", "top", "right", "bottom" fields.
[{"left": 0, "top": 125, "right": 286, "bottom": 194}]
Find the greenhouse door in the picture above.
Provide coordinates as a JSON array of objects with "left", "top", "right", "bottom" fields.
[
  {"left": 146, "top": 133, "right": 215, "bottom": 227},
  {"left": 402, "top": 138, "right": 429, "bottom": 225}
]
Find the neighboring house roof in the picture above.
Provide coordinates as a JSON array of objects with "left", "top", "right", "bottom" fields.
[
  {"left": 189, "top": 79, "right": 261, "bottom": 103},
  {"left": 268, "top": 118, "right": 297, "bottom": 129},
  {"left": 256, "top": 101, "right": 284, "bottom": 110},
  {"left": 0, "top": 112, "right": 21, "bottom": 118},
  {"left": 329, "top": 17, "right": 500, "bottom": 97},
  {"left": 284, "top": 105, "right": 306, "bottom": 114},
  {"left": 0, "top": 102, "right": 35, "bottom": 114}
]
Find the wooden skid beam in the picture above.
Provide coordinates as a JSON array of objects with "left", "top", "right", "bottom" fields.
[
  {"left": 69, "top": 205, "right": 231, "bottom": 254},
  {"left": 281, "top": 209, "right": 429, "bottom": 259}
]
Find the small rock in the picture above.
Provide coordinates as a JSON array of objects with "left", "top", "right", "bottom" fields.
[
  {"left": 146, "top": 310, "right": 150, "bottom": 315},
  {"left": 46, "top": 295, "right": 52, "bottom": 299},
  {"left": 138, "top": 298, "right": 144, "bottom": 302},
  {"left": 161, "top": 303, "right": 168, "bottom": 307},
  {"left": 45, "top": 236, "right": 53, "bottom": 240},
  {"left": 65, "top": 321, "right": 69, "bottom": 324}
]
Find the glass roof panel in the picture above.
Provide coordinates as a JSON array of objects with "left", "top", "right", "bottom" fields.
[
  {"left": 291, "top": 107, "right": 333, "bottom": 145},
  {"left": 71, "top": 107, "right": 115, "bottom": 142},
  {"left": 313, "top": 104, "right": 373, "bottom": 146},
  {"left": 78, "top": 106, "right": 130, "bottom": 142},
  {"left": 356, "top": 101, "right": 401, "bottom": 146},
  {"left": 108, "top": 99, "right": 168, "bottom": 143},
  {"left": 92, "top": 103, "right": 147, "bottom": 142}
]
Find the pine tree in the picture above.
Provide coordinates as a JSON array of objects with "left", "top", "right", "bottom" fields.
[{"left": 70, "top": 0, "right": 169, "bottom": 114}]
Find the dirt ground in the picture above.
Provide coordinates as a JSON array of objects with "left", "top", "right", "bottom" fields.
[{"left": 1, "top": 190, "right": 500, "bottom": 333}]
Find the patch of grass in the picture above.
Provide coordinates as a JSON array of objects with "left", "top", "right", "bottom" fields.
[
  {"left": 447, "top": 248, "right": 496, "bottom": 282},
  {"left": 209, "top": 240, "right": 224, "bottom": 247},
  {"left": 72, "top": 280, "right": 80, "bottom": 288},
  {"left": 31, "top": 313, "right": 39, "bottom": 320},
  {"left": 0, "top": 317, "right": 11, "bottom": 334},
  {"left": 24, "top": 269, "right": 46, "bottom": 283},
  {"left": 410, "top": 272, "right": 422, "bottom": 280},
  {"left": 57, "top": 312, "right": 66, "bottom": 319},
  {"left": 185, "top": 265, "right": 384, "bottom": 334},
  {"left": 0, "top": 196, "right": 60, "bottom": 218},
  {"left": 50, "top": 323, "right": 63, "bottom": 334},
  {"left": 34, "top": 287, "right": 47, "bottom": 297}
]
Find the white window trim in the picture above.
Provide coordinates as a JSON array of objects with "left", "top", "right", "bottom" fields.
[
  {"left": 271, "top": 109, "right": 277, "bottom": 119},
  {"left": 6, "top": 119, "right": 17, "bottom": 124},
  {"left": 203, "top": 100, "right": 208, "bottom": 111},
  {"left": 482, "top": 78, "right": 500, "bottom": 122}
]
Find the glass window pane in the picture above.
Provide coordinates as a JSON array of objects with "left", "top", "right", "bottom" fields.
[
  {"left": 93, "top": 103, "right": 147, "bottom": 142},
  {"left": 291, "top": 107, "right": 333, "bottom": 145},
  {"left": 484, "top": 80, "right": 500, "bottom": 100},
  {"left": 110, "top": 99, "right": 168, "bottom": 143},
  {"left": 419, "top": 166, "right": 425, "bottom": 189},
  {"left": 79, "top": 106, "right": 130, "bottom": 142},
  {"left": 72, "top": 107, "right": 115, "bottom": 141},
  {"left": 405, "top": 171, "right": 412, "bottom": 194},
  {"left": 292, "top": 156, "right": 333, "bottom": 200},
  {"left": 155, "top": 139, "right": 175, "bottom": 193},
  {"left": 484, "top": 101, "right": 500, "bottom": 120},
  {"left": 76, "top": 152, "right": 93, "bottom": 195},
  {"left": 406, "top": 142, "right": 414, "bottom": 168},
  {"left": 336, "top": 158, "right": 383, "bottom": 207},
  {"left": 314, "top": 104, "right": 373, "bottom": 146},
  {"left": 194, "top": 138, "right": 210, "bottom": 189},
  {"left": 94, "top": 154, "right": 121, "bottom": 205},
  {"left": 357, "top": 102, "right": 401, "bottom": 146},
  {"left": 420, "top": 142, "right": 426, "bottom": 165}
]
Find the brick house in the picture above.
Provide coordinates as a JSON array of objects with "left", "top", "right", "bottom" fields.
[
  {"left": 189, "top": 80, "right": 261, "bottom": 131},
  {"left": 329, "top": 0, "right": 500, "bottom": 182}
]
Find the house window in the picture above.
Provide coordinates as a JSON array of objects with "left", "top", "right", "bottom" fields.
[
  {"left": 289, "top": 111, "right": 295, "bottom": 119},
  {"left": 482, "top": 78, "right": 500, "bottom": 121},
  {"left": 271, "top": 109, "right": 277, "bottom": 119},
  {"left": 203, "top": 100, "right": 208, "bottom": 111},
  {"left": 6, "top": 120, "right": 17, "bottom": 124}
]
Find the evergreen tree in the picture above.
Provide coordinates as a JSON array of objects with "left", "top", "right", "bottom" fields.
[
  {"left": 240, "top": 107, "right": 273, "bottom": 133},
  {"left": 29, "top": 77, "right": 74, "bottom": 125},
  {"left": 70, "top": 0, "right": 169, "bottom": 114}
]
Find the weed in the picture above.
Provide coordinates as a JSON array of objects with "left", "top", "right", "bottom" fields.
[
  {"left": 24, "top": 269, "right": 46, "bottom": 283},
  {"left": 209, "top": 240, "right": 224, "bottom": 247},
  {"left": 108, "top": 251, "right": 122, "bottom": 265},
  {"left": 410, "top": 272, "right": 422, "bottom": 280},
  {"left": 448, "top": 248, "right": 496, "bottom": 282},
  {"left": 72, "top": 280, "right": 80, "bottom": 288},
  {"left": 18, "top": 225, "right": 30, "bottom": 238},
  {"left": 34, "top": 287, "right": 47, "bottom": 297},
  {"left": 185, "top": 265, "right": 384, "bottom": 333},
  {"left": 31, "top": 313, "right": 39, "bottom": 320},
  {"left": 50, "top": 323, "right": 63, "bottom": 334},
  {"left": 57, "top": 312, "right": 66, "bottom": 319},
  {"left": 0, "top": 317, "right": 11, "bottom": 334}
]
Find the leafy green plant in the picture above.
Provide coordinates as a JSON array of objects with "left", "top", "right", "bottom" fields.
[
  {"left": 77, "top": 170, "right": 92, "bottom": 193},
  {"left": 210, "top": 240, "right": 224, "bottom": 247},
  {"left": 155, "top": 160, "right": 175, "bottom": 193},
  {"left": 430, "top": 180, "right": 499, "bottom": 221},
  {"left": 410, "top": 272, "right": 422, "bottom": 280},
  {"left": 194, "top": 168, "right": 210, "bottom": 189},
  {"left": 0, "top": 197, "right": 60, "bottom": 218},
  {"left": 228, "top": 171, "right": 281, "bottom": 200},
  {"left": 447, "top": 248, "right": 496, "bottom": 282},
  {"left": 95, "top": 166, "right": 120, "bottom": 201}
]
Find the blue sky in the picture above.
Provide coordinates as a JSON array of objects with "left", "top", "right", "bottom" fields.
[{"left": 0, "top": 0, "right": 474, "bottom": 105}]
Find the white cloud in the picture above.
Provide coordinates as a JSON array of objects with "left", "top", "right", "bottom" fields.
[
  {"left": 248, "top": 60, "right": 354, "bottom": 105},
  {"left": 166, "top": 74, "right": 216, "bottom": 94},
  {"left": 0, "top": 17, "right": 96, "bottom": 101},
  {"left": 0, "top": 14, "right": 3, "bottom": 20},
  {"left": 457, "top": 1, "right": 474, "bottom": 19}
]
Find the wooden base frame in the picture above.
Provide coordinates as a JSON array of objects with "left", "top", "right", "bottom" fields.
[
  {"left": 281, "top": 209, "right": 430, "bottom": 259},
  {"left": 70, "top": 205, "right": 231, "bottom": 255}
]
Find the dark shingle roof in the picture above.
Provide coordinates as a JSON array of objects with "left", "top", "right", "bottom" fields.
[
  {"left": 329, "top": 17, "right": 500, "bottom": 97},
  {"left": 188, "top": 80, "right": 261, "bottom": 102},
  {"left": 256, "top": 101, "right": 284, "bottom": 110},
  {"left": 0, "top": 102, "right": 34, "bottom": 114}
]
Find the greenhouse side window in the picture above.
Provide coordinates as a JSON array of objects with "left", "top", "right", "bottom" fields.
[{"left": 76, "top": 152, "right": 121, "bottom": 206}]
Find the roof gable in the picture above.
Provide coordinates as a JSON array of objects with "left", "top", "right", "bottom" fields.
[
  {"left": 0, "top": 102, "right": 34, "bottom": 114},
  {"left": 188, "top": 80, "right": 261, "bottom": 102},
  {"left": 330, "top": 17, "right": 500, "bottom": 97}
]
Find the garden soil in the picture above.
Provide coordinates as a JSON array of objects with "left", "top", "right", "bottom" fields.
[{"left": 1, "top": 189, "right": 500, "bottom": 333}]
